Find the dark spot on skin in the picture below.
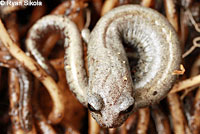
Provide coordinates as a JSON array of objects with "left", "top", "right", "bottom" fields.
[{"left": 153, "top": 91, "right": 158, "bottom": 96}]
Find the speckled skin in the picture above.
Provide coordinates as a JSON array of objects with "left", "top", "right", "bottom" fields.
[
  {"left": 87, "top": 5, "right": 181, "bottom": 127},
  {"left": 26, "top": 5, "right": 181, "bottom": 128}
]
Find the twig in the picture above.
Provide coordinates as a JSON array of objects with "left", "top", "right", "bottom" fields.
[
  {"left": 0, "top": 19, "right": 65, "bottom": 124},
  {"left": 0, "top": 51, "right": 19, "bottom": 68},
  {"left": 186, "top": 9, "right": 200, "bottom": 33},
  {"left": 167, "top": 93, "right": 191, "bottom": 134},
  {"left": 188, "top": 54, "right": 200, "bottom": 134},
  {"left": 182, "top": 37, "right": 200, "bottom": 58},
  {"left": 50, "top": 57, "right": 64, "bottom": 70},
  {"left": 151, "top": 105, "right": 171, "bottom": 134},
  {"left": 182, "top": 9, "right": 200, "bottom": 58},
  {"left": 141, "top": 0, "right": 154, "bottom": 7},
  {"left": 125, "top": 112, "right": 138, "bottom": 132},
  {"left": 169, "top": 74, "right": 200, "bottom": 94},
  {"left": 181, "top": 55, "right": 200, "bottom": 98},
  {"left": 190, "top": 87, "right": 200, "bottom": 134},
  {"left": 136, "top": 107, "right": 150, "bottom": 134},
  {"left": 101, "top": 0, "right": 118, "bottom": 16},
  {"left": 19, "top": 5, "right": 46, "bottom": 37},
  {"left": 109, "top": 128, "right": 117, "bottom": 134},
  {"left": 179, "top": 8, "right": 189, "bottom": 51},
  {"left": 5, "top": 14, "right": 36, "bottom": 134},
  {"left": 88, "top": 113, "right": 101, "bottom": 134},
  {"left": 119, "top": 123, "right": 127, "bottom": 134},
  {"left": 33, "top": 80, "right": 56, "bottom": 134},
  {"left": 65, "top": 126, "right": 80, "bottom": 134},
  {"left": 164, "top": 0, "right": 179, "bottom": 32},
  {"left": 91, "top": 0, "right": 103, "bottom": 16}
]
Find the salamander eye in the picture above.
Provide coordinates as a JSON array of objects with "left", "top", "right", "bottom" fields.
[
  {"left": 88, "top": 103, "right": 98, "bottom": 112},
  {"left": 121, "top": 104, "right": 134, "bottom": 114}
]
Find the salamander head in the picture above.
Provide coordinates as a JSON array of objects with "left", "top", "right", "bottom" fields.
[
  {"left": 88, "top": 92, "right": 134, "bottom": 128},
  {"left": 87, "top": 49, "right": 135, "bottom": 128}
]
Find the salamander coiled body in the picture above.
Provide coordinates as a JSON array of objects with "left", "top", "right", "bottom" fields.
[
  {"left": 87, "top": 5, "right": 181, "bottom": 127},
  {"left": 26, "top": 5, "right": 181, "bottom": 128}
]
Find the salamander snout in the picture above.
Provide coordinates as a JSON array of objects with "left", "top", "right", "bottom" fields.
[{"left": 88, "top": 92, "right": 135, "bottom": 128}]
